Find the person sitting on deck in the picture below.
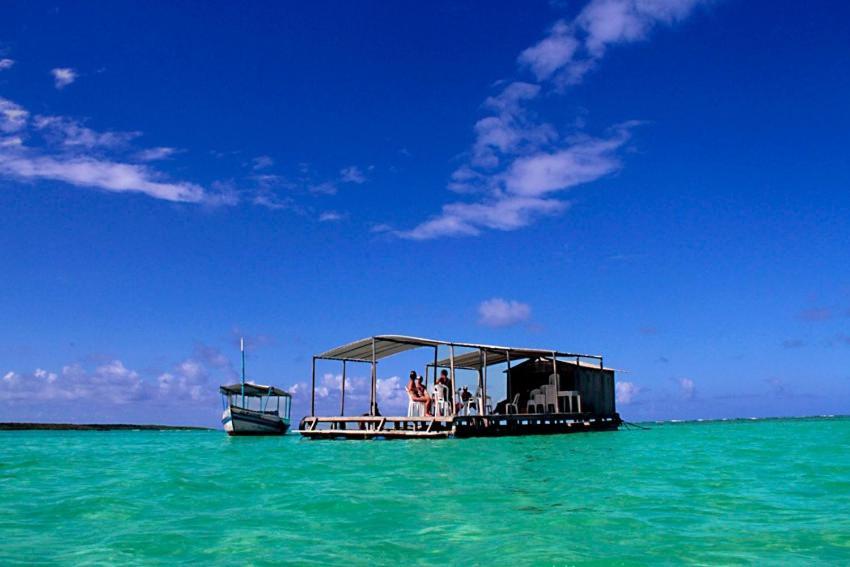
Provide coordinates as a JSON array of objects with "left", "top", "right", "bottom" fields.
[
  {"left": 458, "top": 385, "right": 474, "bottom": 413},
  {"left": 435, "top": 369, "right": 452, "bottom": 396},
  {"left": 406, "top": 371, "right": 431, "bottom": 415}
]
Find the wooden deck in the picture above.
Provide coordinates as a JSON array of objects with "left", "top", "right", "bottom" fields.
[{"left": 297, "top": 413, "right": 621, "bottom": 440}]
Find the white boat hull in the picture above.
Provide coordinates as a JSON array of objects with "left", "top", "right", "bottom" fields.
[{"left": 222, "top": 407, "right": 288, "bottom": 436}]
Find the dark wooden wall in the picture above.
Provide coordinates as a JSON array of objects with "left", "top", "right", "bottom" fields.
[{"left": 506, "top": 358, "right": 616, "bottom": 417}]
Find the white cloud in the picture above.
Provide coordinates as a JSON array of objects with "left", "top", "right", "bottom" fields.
[
  {"left": 135, "top": 146, "right": 179, "bottom": 162},
  {"left": 0, "top": 95, "right": 214, "bottom": 204},
  {"left": 1, "top": 345, "right": 233, "bottom": 407},
  {"left": 33, "top": 115, "right": 140, "bottom": 149},
  {"left": 0, "top": 360, "right": 144, "bottom": 404},
  {"left": 309, "top": 181, "right": 338, "bottom": 195},
  {"left": 403, "top": 195, "right": 566, "bottom": 239},
  {"left": 503, "top": 131, "right": 627, "bottom": 196},
  {"left": 401, "top": 125, "right": 633, "bottom": 239},
  {"left": 376, "top": 376, "right": 407, "bottom": 409},
  {"left": 520, "top": 0, "right": 706, "bottom": 86},
  {"left": 477, "top": 298, "right": 532, "bottom": 328},
  {"left": 158, "top": 358, "right": 214, "bottom": 402},
  {"left": 340, "top": 165, "right": 366, "bottom": 184},
  {"left": 51, "top": 67, "right": 77, "bottom": 89},
  {"left": 550, "top": 0, "right": 703, "bottom": 83},
  {"left": 400, "top": 0, "right": 705, "bottom": 239},
  {"left": 616, "top": 381, "right": 640, "bottom": 405},
  {"left": 252, "top": 155, "right": 274, "bottom": 170},
  {"left": 518, "top": 21, "right": 580, "bottom": 81},
  {"left": 0, "top": 151, "right": 206, "bottom": 202},
  {"left": 0, "top": 58, "right": 14, "bottom": 71},
  {"left": 253, "top": 190, "right": 294, "bottom": 210},
  {"left": 318, "top": 210, "right": 345, "bottom": 222},
  {"left": 0, "top": 98, "right": 29, "bottom": 133}
]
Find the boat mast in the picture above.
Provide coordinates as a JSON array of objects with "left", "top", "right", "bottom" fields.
[{"left": 240, "top": 337, "right": 246, "bottom": 407}]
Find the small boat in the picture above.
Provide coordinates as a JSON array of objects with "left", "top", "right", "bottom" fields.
[{"left": 220, "top": 339, "right": 292, "bottom": 436}]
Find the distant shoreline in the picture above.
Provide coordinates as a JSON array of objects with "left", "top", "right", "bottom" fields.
[{"left": 0, "top": 422, "right": 213, "bottom": 431}]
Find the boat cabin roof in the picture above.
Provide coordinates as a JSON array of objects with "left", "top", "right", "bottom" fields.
[
  {"left": 432, "top": 352, "right": 611, "bottom": 371},
  {"left": 219, "top": 383, "right": 290, "bottom": 397},
  {"left": 316, "top": 334, "right": 602, "bottom": 365}
]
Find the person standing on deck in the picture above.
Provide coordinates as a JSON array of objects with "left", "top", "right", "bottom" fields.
[{"left": 435, "top": 369, "right": 453, "bottom": 406}]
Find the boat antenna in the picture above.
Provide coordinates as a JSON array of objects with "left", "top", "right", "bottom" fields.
[{"left": 240, "top": 337, "right": 246, "bottom": 407}]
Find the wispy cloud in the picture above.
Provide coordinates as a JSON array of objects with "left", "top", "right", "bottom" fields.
[
  {"left": 51, "top": 67, "right": 77, "bottom": 89},
  {"left": 318, "top": 210, "right": 346, "bottom": 222},
  {"left": 0, "top": 97, "right": 28, "bottom": 133},
  {"left": 309, "top": 181, "right": 338, "bottom": 195},
  {"left": 402, "top": 124, "right": 633, "bottom": 239},
  {"left": 1, "top": 152, "right": 206, "bottom": 202},
  {"left": 477, "top": 298, "right": 531, "bottom": 328},
  {"left": 33, "top": 115, "right": 140, "bottom": 149},
  {"left": 252, "top": 155, "right": 274, "bottom": 171},
  {"left": 135, "top": 146, "right": 179, "bottom": 162},
  {"left": 0, "top": 96, "right": 209, "bottom": 203},
  {"left": 340, "top": 165, "right": 367, "bottom": 184},
  {"left": 0, "top": 58, "right": 14, "bottom": 71},
  {"left": 401, "top": 0, "right": 707, "bottom": 239},
  {"left": 519, "top": 0, "right": 706, "bottom": 87}
]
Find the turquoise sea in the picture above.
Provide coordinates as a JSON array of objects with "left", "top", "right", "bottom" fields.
[{"left": 1, "top": 417, "right": 849, "bottom": 565}]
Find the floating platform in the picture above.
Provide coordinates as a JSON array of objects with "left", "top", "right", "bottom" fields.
[{"left": 298, "top": 413, "right": 621, "bottom": 440}]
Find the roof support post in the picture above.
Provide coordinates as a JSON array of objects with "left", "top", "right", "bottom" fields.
[
  {"left": 310, "top": 356, "right": 316, "bottom": 417},
  {"left": 477, "top": 351, "right": 483, "bottom": 399},
  {"left": 482, "top": 350, "right": 488, "bottom": 416},
  {"left": 552, "top": 351, "right": 558, "bottom": 410},
  {"left": 449, "top": 344, "right": 456, "bottom": 417},
  {"left": 370, "top": 338, "right": 377, "bottom": 416},
  {"left": 340, "top": 360, "right": 347, "bottom": 417},
  {"left": 506, "top": 351, "right": 512, "bottom": 401},
  {"left": 433, "top": 346, "right": 438, "bottom": 387}
]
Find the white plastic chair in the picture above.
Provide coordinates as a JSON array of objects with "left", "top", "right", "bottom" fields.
[
  {"left": 505, "top": 393, "right": 520, "bottom": 415},
  {"left": 407, "top": 396, "right": 424, "bottom": 417},
  {"left": 542, "top": 384, "right": 558, "bottom": 413},
  {"left": 432, "top": 384, "right": 449, "bottom": 416},
  {"left": 533, "top": 391, "right": 547, "bottom": 414},
  {"left": 473, "top": 388, "right": 492, "bottom": 415},
  {"left": 458, "top": 390, "right": 476, "bottom": 416},
  {"left": 526, "top": 388, "right": 542, "bottom": 413}
]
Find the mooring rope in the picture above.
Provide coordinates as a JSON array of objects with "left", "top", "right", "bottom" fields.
[{"left": 622, "top": 420, "right": 650, "bottom": 430}]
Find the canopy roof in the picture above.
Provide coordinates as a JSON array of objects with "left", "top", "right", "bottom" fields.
[
  {"left": 315, "top": 335, "right": 601, "bottom": 365},
  {"left": 316, "top": 335, "right": 443, "bottom": 361},
  {"left": 219, "top": 383, "right": 290, "bottom": 397}
]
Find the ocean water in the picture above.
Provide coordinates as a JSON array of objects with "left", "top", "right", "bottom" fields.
[{"left": 1, "top": 417, "right": 848, "bottom": 565}]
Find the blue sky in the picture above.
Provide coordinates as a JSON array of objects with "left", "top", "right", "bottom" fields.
[{"left": 1, "top": 0, "right": 848, "bottom": 426}]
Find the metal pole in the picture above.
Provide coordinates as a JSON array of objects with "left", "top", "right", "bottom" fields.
[
  {"left": 370, "top": 338, "right": 377, "bottom": 416},
  {"left": 310, "top": 356, "right": 316, "bottom": 416},
  {"left": 240, "top": 337, "right": 246, "bottom": 407},
  {"left": 506, "top": 351, "right": 512, "bottom": 404},
  {"left": 340, "top": 360, "right": 347, "bottom": 416},
  {"left": 433, "top": 346, "right": 438, "bottom": 387},
  {"left": 449, "top": 344, "right": 456, "bottom": 416},
  {"left": 483, "top": 350, "right": 488, "bottom": 415},
  {"left": 552, "top": 351, "right": 558, "bottom": 413}
]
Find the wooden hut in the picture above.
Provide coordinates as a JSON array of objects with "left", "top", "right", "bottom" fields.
[{"left": 505, "top": 357, "right": 616, "bottom": 419}]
